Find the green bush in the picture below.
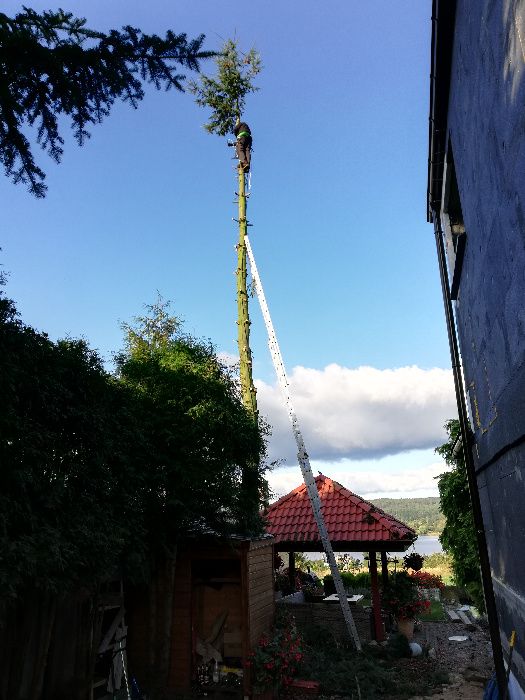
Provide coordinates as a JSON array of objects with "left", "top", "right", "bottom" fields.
[
  {"left": 424, "top": 552, "right": 451, "bottom": 568},
  {"left": 323, "top": 571, "right": 371, "bottom": 594}
]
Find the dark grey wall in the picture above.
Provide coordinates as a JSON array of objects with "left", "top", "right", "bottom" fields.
[{"left": 445, "top": 0, "right": 525, "bottom": 691}]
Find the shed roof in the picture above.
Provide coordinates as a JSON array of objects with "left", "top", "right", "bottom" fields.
[{"left": 265, "top": 474, "right": 416, "bottom": 552}]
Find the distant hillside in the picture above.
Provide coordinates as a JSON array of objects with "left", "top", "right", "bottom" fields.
[{"left": 371, "top": 497, "right": 445, "bottom": 535}]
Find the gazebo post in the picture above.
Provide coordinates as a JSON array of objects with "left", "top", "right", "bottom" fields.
[
  {"left": 380, "top": 551, "right": 389, "bottom": 587},
  {"left": 369, "top": 551, "right": 384, "bottom": 642},
  {"left": 289, "top": 551, "right": 296, "bottom": 591}
]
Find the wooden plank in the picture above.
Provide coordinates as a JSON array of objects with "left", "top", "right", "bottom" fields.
[
  {"left": 249, "top": 589, "right": 273, "bottom": 604},
  {"left": 249, "top": 589, "right": 274, "bottom": 607},
  {"left": 456, "top": 610, "right": 472, "bottom": 625},
  {"left": 249, "top": 596, "right": 275, "bottom": 617},
  {"left": 248, "top": 550, "right": 272, "bottom": 563},
  {"left": 248, "top": 549, "right": 272, "bottom": 562},
  {"left": 250, "top": 603, "right": 274, "bottom": 623},
  {"left": 248, "top": 547, "right": 273, "bottom": 559},
  {"left": 250, "top": 585, "right": 274, "bottom": 600},
  {"left": 249, "top": 539, "right": 274, "bottom": 552},
  {"left": 446, "top": 609, "right": 461, "bottom": 621},
  {"left": 248, "top": 559, "right": 272, "bottom": 572},
  {"left": 249, "top": 580, "right": 274, "bottom": 597},
  {"left": 249, "top": 571, "right": 272, "bottom": 583}
]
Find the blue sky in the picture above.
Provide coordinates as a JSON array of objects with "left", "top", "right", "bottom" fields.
[{"left": 1, "top": 1, "right": 457, "bottom": 498}]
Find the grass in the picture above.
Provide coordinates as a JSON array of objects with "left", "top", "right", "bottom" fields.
[
  {"left": 420, "top": 599, "right": 447, "bottom": 622},
  {"left": 424, "top": 564, "right": 454, "bottom": 585}
]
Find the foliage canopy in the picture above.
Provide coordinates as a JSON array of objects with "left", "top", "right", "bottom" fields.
[
  {"left": 0, "top": 292, "right": 146, "bottom": 596},
  {"left": 189, "top": 39, "right": 261, "bottom": 136},
  {"left": 0, "top": 290, "right": 268, "bottom": 599},
  {"left": 436, "top": 419, "right": 484, "bottom": 610},
  {"left": 371, "top": 497, "right": 445, "bottom": 535},
  {"left": 117, "top": 296, "right": 269, "bottom": 540},
  {"left": 0, "top": 6, "right": 213, "bottom": 196}
]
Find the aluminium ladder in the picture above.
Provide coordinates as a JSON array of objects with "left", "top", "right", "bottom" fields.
[{"left": 244, "top": 234, "right": 362, "bottom": 651}]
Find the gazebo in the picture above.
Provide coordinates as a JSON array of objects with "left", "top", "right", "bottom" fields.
[{"left": 265, "top": 474, "right": 417, "bottom": 641}]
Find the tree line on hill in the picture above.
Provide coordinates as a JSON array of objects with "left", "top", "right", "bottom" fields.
[{"left": 371, "top": 497, "right": 446, "bottom": 535}]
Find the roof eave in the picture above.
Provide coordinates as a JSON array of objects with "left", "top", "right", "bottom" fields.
[{"left": 427, "top": 0, "right": 457, "bottom": 221}]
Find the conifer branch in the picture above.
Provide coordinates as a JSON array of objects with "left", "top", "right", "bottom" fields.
[{"left": 0, "top": 7, "right": 215, "bottom": 196}]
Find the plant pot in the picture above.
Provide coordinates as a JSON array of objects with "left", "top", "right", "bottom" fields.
[{"left": 396, "top": 617, "right": 415, "bottom": 640}]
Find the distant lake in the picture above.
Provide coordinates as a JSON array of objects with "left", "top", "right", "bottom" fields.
[{"left": 306, "top": 535, "right": 443, "bottom": 562}]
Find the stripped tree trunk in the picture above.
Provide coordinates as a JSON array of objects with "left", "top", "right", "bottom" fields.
[{"left": 236, "top": 162, "right": 260, "bottom": 523}]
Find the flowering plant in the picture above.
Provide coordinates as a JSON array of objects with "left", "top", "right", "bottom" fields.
[
  {"left": 409, "top": 570, "right": 445, "bottom": 590},
  {"left": 247, "top": 617, "right": 303, "bottom": 692},
  {"left": 381, "top": 571, "right": 431, "bottom": 620}
]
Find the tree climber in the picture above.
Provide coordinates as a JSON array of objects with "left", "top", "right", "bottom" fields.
[{"left": 234, "top": 120, "right": 252, "bottom": 172}]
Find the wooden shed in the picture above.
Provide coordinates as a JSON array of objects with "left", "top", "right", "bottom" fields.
[{"left": 126, "top": 535, "right": 275, "bottom": 698}]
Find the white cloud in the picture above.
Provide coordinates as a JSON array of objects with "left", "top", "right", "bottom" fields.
[
  {"left": 256, "top": 364, "right": 456, "bottom": 464},
  {"left": 267, "top": 452, "right": 450, "bottom": 502},
  {"left": 217, "top": 351, "right": 239, "bottom": 368}
]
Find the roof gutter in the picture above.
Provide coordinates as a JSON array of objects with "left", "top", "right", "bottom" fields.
[{"left": 427, "top": 0, "right": 457, "bottom": 221}]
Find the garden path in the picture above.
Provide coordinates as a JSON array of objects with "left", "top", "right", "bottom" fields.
[{"left": 408, "top": 618, "right": 493, "bottom": 699}]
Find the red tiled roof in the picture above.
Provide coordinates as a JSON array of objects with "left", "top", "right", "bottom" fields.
[{"left": 265, "top": 474, "right": 416, "bottom": 548}]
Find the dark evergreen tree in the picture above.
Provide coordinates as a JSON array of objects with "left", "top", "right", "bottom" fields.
[{"left": 0, "top": 7, "right": 214, "bottom": 196}]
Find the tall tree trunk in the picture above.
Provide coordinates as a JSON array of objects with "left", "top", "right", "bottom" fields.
[
  {"left": 236, "top": 165, "right": 257, "bottom": 416},
  {"left": 236, "top": 163, "right": 260, "bottom": 523}
]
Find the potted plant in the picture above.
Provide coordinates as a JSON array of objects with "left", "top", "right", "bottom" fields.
[
  {"left": 302, "top": 582, "right": 325, "bottom": 603},
  {"left": 381, "top": 571, "right": 430, "bottom": 640},
  {"left": 403, "top": 551, "right": 425, "bottom": 572}
]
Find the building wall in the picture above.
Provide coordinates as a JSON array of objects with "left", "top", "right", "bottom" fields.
[
  {"left": 277, "top": 600, "right": 372, "bottom": 644},
  {"left": 445, "top": 0, "right": 525, "bottom": 691},
  {"left": 126, "top": 539, "right": 275, "bottom": 697},
  {"left": 247, "top": 539, "right": 275, "bottom": 649}
]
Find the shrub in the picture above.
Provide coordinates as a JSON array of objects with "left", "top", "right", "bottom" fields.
[
  {"left": 323, "top": 571, "right": 371, "bottom": 594},
  {"left": 410, "top": 571, "right": 445, "bottom": 590},
  {"left": 424, "top": 552, "right": 451, "bottom": 569},
  {"left": 248, "top": 615, "right": 303, "bottom": 692},
  {"left": 381, "top": 571, "right": 431, "bottom": 620}
]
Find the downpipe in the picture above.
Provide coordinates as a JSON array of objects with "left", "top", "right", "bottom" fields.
[{"left": 432, "top": 211, "right": 506, "bottom": 696}]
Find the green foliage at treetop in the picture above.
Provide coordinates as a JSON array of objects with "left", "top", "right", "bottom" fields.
[
  {"left": 117, "top": 296, "right": 269, "bottom": 540},
  {"left": 0, "top": 6, "right": 214, "bottom": 196},
  {"left": 371, "top": 497, "right": 446, "bottom": 535},
  {"left": 0, "top": 288, "right": 269, "bottom": 599},
  {"left": 189, "top": 39, "right": 261, "bottom": 135},
  {"left": 436, "top": 419, "right": 484, "bottom": 610}
]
